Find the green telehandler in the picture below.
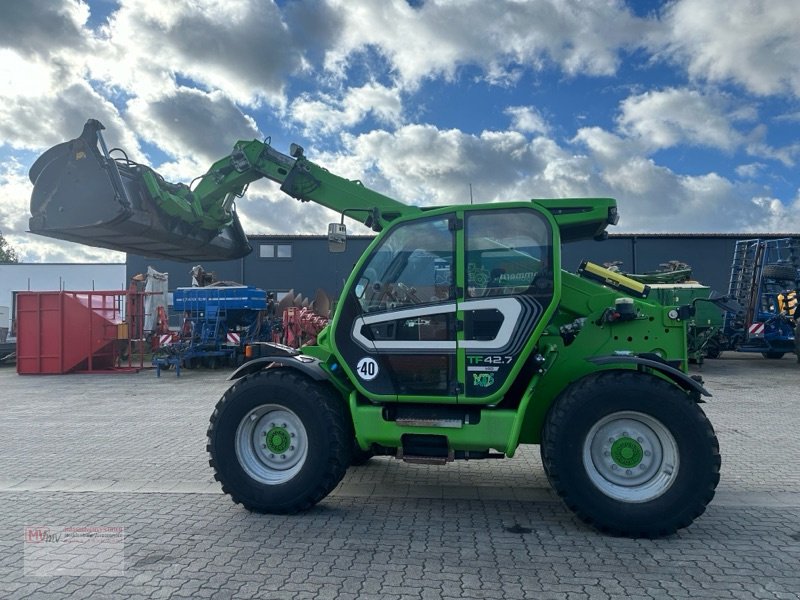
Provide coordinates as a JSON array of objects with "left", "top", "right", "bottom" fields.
[{"left": 29, "top": 120, "right": 721, "bottom": 537}]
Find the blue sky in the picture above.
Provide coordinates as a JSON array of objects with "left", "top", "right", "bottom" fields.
[{"left": 1, "top": 0, "right": 799, "bottom": 262}]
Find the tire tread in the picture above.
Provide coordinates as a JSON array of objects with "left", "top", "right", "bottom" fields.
[
  {"left": 207, "top": 369, "right": 351, "bottom": 514},
  {"left": 542, "top": 371, "right": 720, "bottom": 538}
]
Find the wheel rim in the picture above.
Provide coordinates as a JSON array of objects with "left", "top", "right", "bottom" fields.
[
  {"left": 583, "top": 411, "right": 679, "bottom": 503},
  {"left": 235, "top": 405, "right": 308, "bottom": 485}
]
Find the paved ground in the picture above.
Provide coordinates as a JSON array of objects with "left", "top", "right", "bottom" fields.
[{"left": 1, "top": 354, "right": 799, "bottom": 599}]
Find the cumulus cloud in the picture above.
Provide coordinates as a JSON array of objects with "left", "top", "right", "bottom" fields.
[
  {"left": 735, "top": 163, "right": 766, "bottom": 179},
  {"left": 91, "top": 0, "right": 324, "bottom": 106},
  {"left": 126, "top": 88, "right": 261, "bottom": 163},
  {"left": 617, "top": 88, "right": 750, "bottom": 152},
  {"left": 505, "top": 106, "right": 550, "bottom": 136},
  {"left": 323, "top": 0, "right": 649, "bottom": 86},
  {"left": 745, "top": 137, "right": 800, "bottom": 168},
  {"left": 571, "top": 126, "right": 791, "bottom": 232},
  {"left": 655, "top": 0, "right": 800, "bottom": 97},
  {"left": 234, "top": 185, "right": 346, "bottom": 237},
  {"left": 261, "top": 122, "right": 791, "bottom": 236},
  {"left": 290, "top": 82, "right": 404, "bottom": 137},
  {"left": 775, "top": 111, "right": 800, "bottom": 123},
  {"left": 750, "top": 191, "right": 800, "bottom": 232},
  {"left": 0, "top": 3, "right": 139, "bottom": 156},
  {"left": 0, "top": 71, "right": 138, "bottom": 155},
  {"left": 321, "top": 125, "right": 547, "bottom": 206},
  {"left": 0, "top": 0, "right": 90, "bottom": 57},
  {"left": 1, "top": 0, "right": 799, "bottom": 265},
  {"left": 232, "top": 119, "right": 800, "bottom": 238}
]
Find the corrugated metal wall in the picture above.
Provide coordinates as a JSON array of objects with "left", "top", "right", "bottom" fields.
[{"left": 127, "top": 234, "right": 799, "bottom": 300}]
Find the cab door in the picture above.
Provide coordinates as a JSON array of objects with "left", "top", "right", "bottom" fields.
[
  {"left": 459, "top": 207, "right": 556, "bottom": 401},
  {"left": 333, "top": 214, "right": 459, "bottom": 401}
]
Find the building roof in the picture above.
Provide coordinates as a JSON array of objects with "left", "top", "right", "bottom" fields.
[{"left": 247, "top": 232, "right": 798, "bottom": 240}]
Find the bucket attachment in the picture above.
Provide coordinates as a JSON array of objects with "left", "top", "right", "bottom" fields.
[{"left": 28, "top": 120, "right": 252, "bottom": 261}]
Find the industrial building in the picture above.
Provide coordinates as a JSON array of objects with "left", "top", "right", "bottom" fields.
[
  {"left": 125, "top": 233, "right": 800, "bottom": 301},
  {"left": 2, "top": 232, "right": 797, "bottom": 337}
]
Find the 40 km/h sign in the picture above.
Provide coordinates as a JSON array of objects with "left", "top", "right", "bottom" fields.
[{"left": 356, "top": 357, "right": 379, "bottom": 380}]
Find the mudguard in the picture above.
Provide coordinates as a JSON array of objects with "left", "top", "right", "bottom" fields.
[
  {"left": 587, "top": 354, "right": 710, "bottom": 400},
  {"left": 228, "top": 354, "right": 328, "bottom": 382}
]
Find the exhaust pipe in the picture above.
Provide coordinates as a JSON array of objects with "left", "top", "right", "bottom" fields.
[{"left": 28, "top": 120, "right": 252, "bottom": 262}]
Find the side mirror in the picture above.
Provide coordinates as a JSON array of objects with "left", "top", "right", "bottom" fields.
[{"left": 328, "top": 223, "right": 347, "bottom": 253}]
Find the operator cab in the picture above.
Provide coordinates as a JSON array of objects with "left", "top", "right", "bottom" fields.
[{"left": 332, "top": 205, "right": 557, "bottom": 404}]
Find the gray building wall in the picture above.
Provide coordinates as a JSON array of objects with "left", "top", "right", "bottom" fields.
[
  {"left": 561, "top": 235, "right": 755, "bottom": 294},
  {"left": 126, "top": 235, "right": 374, "bottom": 299},
  {"left": 620, "top": 236, "right": 738, "bottom": 292},
  {"left": 127, "top": 234, "right": 799, "bottom": 302}
]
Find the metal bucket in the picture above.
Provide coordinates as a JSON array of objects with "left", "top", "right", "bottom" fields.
[{"left": 28, "top": 120, "right": 252, "bottom": 262}]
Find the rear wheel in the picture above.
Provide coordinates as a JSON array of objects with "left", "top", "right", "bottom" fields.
[
  {"left": 207, "top": 370, "right": 352, "bottom": 513},
  {"left": 541, "top": 371, "right": 720, "bottom": 538}
]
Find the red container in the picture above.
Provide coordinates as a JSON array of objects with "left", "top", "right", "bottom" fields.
[{"left": 16, "top": 291, "right": 124, "bottom": 374}]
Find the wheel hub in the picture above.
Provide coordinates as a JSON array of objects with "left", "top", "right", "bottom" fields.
[
  {"left": 266, "top": 426, "right": 291, "bottom": 454},
  {"left": 610, "top": 436, "right": 643, "bottom": 469}
]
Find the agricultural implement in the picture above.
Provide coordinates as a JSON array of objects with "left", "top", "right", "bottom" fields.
[{"left": 725, "top": 238, "right": 800, "bottom": 359}]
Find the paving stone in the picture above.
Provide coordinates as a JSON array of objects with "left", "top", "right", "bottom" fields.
[{"left": 1, "top": 357, "right": 800, "bottom": 599}]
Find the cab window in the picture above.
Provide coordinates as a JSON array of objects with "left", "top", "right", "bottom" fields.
[
  {"left": 465, "top": 209, "right": 552, "bottom": 298},
  {"left": 355, "top": 217, "right": 455, "bottom": 312}
]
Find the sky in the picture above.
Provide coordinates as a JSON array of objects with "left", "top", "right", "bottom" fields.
[{"left": 1, "top": 0, "right": 799, "bottom": 263}]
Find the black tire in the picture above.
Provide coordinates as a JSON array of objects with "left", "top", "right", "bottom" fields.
[
  {"left": 541, "top": 371, "right": 720, "bottom": 538},
  {"left": 762, "top": 352, "right": 785, "bottom": 359},
  {"left": 762, "top": 263, "right": 796, "bottom": 281},
  {"left": 207, "top": 369, "right": 352, "bottom": 513}
]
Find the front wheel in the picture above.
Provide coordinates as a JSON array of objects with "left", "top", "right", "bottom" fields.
[
  {"left": 541, "top": 371, "right": 720, "bottom": 538},
  {"left": 207, "top": 369, "right": 352, "bottom": 513}
]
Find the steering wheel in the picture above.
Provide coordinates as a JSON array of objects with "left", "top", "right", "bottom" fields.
[
  {"left": 394, "top": 282, "right": 421, "bottom": 304},
  {"left": 373, "top": 282, "right": 421, "bottom": 307}
]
